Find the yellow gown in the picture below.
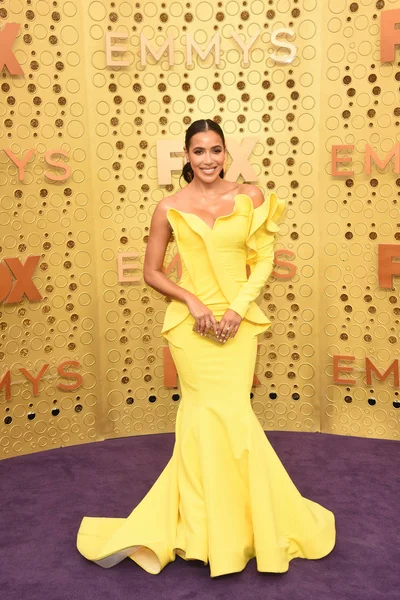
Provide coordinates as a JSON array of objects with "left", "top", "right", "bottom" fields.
[{"left": 76, "top": 192, "right": 336, "bottom": 577}]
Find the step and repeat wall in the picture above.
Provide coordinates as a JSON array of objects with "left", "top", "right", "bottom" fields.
[{"left": 1, "top": 0, "right": 399, "bottom": 459}]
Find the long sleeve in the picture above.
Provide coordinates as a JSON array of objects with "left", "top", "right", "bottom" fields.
[{"left": 228, "top": 192, "right": 285, "bottom": 319}]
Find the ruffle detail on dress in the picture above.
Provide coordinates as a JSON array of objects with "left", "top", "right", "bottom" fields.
[{"left": 245, "top": 192, "right": 286, "bottom": 269}]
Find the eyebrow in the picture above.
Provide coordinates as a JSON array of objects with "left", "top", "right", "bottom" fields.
[{"left": 192, "top": 145, "right": 222, "bottom": 150}]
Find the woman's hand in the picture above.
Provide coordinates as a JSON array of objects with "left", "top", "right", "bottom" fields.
[
  {"left": 216, "top": 309, "right": 242, "bottom": 341},
  {"left": 185, "top": 294, "right": 219, "bottom": 335}
]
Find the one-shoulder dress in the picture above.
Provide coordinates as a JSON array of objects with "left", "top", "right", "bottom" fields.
[{"left": 76, "top": 192, "right": 336, "bottom": 577}]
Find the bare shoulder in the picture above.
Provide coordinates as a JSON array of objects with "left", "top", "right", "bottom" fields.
[
  {"left": 153, "top": 191, "right": 184, "bottom": 217},
  {"left": 239, "top": 183, "right": 266, "bottom": 209},
  {"left": 159, "top": 190, "right": 190, "bottom": 212}
]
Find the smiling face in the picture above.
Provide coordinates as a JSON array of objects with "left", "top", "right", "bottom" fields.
[{"left": 184, "top": 129, "right": 226, "bottom": 182}]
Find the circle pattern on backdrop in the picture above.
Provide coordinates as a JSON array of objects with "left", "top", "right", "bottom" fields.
[{"left": 0, "top": 0, "right": 398, "bottom": 458}]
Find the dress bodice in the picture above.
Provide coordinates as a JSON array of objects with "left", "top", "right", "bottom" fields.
[{"left": 161, "top": 192, "right": 285, "bottom": 339}]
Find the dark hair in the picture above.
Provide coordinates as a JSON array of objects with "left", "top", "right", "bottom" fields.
[{"left": 180, "top": 119, "right": 225, "bottom": 184}]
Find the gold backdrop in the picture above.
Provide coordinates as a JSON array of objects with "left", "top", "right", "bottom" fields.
[{"left": 1, "top": 0, "right": 399, "bottom": 459}]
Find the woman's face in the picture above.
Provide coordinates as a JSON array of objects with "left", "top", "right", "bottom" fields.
[{"left": 184, "top": 130, "right": 226, "bottom": 182}]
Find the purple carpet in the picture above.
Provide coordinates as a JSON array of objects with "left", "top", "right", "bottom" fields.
[{"left": 1, "top": 430, "right": 398, "bottom": 600}]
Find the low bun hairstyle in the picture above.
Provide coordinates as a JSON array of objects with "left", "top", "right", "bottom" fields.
[{"left": 180, "top": 119, "right": 226, "bottom": 185}]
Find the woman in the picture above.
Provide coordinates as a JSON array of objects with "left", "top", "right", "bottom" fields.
[{"left": 76, "top": 119, "right": 336, "bottom": 577}]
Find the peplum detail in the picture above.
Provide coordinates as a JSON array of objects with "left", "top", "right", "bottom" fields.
[{"left": 161, "top": 193, "right": 286, "bottom": 340}]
